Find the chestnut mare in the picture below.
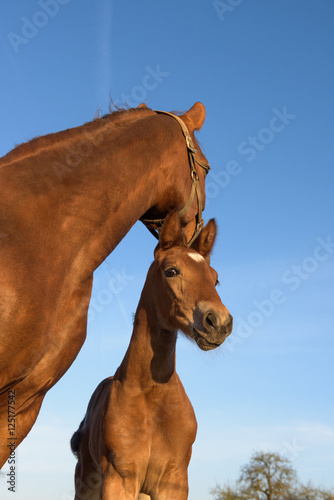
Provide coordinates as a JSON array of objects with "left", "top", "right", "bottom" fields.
[
  {"left": 0, "top": 103, "right": 210, "bottom": 467},
  {"left": 71, "top": 212, "right": 233, "bottom": 499}
]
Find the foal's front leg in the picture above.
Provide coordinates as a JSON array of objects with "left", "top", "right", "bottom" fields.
[
  {"left": 151, "top": 481, "right": 189, "bottom": 500},
  {"left": 150, "top": 459, "right": 191, "bottom": 500},
  {"left": 101, "top": 464, "right": 140, "bottom": 500}
]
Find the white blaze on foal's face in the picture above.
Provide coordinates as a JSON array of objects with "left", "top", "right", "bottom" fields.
[{"left": 186, "top": 251, "right": 205, "bottom": 263}]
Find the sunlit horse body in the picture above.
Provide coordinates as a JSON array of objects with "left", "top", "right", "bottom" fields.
[
  {"left": 71, "top": 212, "right": 233, "bottom": 499},
  {"left": 0, "top": 103, "right": 210, "bottom": 467}
]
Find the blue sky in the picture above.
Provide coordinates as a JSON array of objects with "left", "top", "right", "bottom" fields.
[{"left": 1, "top": 1, "right": 333, "bottom": 499}]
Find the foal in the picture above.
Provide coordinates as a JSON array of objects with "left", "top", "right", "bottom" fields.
[{"left": 71, "top": 212, "right": 233, "bottom": 499}]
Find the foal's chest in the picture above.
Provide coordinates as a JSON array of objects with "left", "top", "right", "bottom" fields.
[{"left": 104, "top": 380, "right": 197, "bottom": 467}]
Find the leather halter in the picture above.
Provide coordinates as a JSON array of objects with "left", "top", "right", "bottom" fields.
[{"left": 140, "top": 110, "right": 210, "bottom": 247}]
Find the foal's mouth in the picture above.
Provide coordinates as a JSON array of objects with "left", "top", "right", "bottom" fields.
[{"left": 192, "top": 327, "right": 224, "bottom": 351}]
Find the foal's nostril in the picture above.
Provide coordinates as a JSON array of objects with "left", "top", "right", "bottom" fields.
[
  {"left": 204, "top": 312, "right": 218, "bottom": 330},
  {"left": 225, "top": 314, "right": 233, "bottom": 334}
]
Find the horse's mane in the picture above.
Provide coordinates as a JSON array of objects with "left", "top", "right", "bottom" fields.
[{"left": 1, "top": 106, "right": 153, "bottom": 165}]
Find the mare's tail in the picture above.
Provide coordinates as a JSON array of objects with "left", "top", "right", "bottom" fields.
[{"left": 70, "top": 418, "right": 85, "bottom": 458}]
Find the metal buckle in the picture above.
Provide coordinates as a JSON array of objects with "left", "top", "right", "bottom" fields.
[
  {"left": 185, "top": 135, "right": 197, "bottom": 153},
  {"left": 191, "top": 168, "right": 199, "bottom": 181}
]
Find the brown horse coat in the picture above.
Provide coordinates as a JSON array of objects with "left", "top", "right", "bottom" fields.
[
  {"left": 0, "top": 104, "right": 209, "bottom": 467},
  {"left": 71, "top": 213, "right": 233, "bottom": 499}
]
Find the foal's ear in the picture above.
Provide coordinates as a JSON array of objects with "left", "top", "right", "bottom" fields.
[
  {"left": 138, "top": 103, "right": 147, "bottom": 109},
  {"left": 158, "top": 211, "right": 184, "bottom": 250},
  {"left": 181, "top": 102, "right": 206, "bottom": 131},
  {"left": 191, "top": 219, "right": 217, "bottom": 259}
]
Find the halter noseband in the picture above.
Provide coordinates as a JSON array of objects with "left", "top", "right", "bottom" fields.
[{"left": 140, "top": 110, "right": 210, "bottom": 247}]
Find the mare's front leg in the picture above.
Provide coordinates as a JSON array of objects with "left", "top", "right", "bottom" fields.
[{"left": 0, "top": 395, "right": 44, "bottom": 467}]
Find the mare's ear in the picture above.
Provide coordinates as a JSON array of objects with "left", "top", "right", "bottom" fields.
[
  {"left": 181, "top": 102, "right": 206, "bottom": 131},
  {"left": 191, "top": 219, "right": 217, "bottom": 260},
  {"left": 138, "top": 103, "right": 147, "bottom": 109},
  {"left": 158, "top": 211, "right": 184, "bottom": 251}
]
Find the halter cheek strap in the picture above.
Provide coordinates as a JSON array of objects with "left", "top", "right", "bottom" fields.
[{"left": 140, "top": 110, "right": 210, "bottom": 247}]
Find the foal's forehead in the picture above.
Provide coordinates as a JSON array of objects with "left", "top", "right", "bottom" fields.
[{"left": 158, "top": 247, "right": 208, "bottom": 268}]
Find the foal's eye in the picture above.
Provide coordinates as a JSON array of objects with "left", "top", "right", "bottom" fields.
[
  {"left": 165, "top": 268, "right": 179, "bottom": 278},
  {"left": 215, "top": 279, "right": 220, "bottom": 287}
]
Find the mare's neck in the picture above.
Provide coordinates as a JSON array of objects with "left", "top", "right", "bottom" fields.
[
  {"left": 4, "top": 111, "right": 182, "bottom": 282},
  {"left": 52, "top": 113, "right": 167, "bottom": 277},
  {"left": 117, "top": 282, "right": 177, "bottom": 388}
]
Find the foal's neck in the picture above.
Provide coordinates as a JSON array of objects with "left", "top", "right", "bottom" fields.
[{"left": 118, "top": 286, "right": 177, "bottom": 388}]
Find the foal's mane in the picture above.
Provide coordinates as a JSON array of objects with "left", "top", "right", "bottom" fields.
[{"left": 1, "top": 106, "right": 153, "bottom": 165}]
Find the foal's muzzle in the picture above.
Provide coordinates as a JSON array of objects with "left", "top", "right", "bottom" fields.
[{"left": 193, "top": 310, "right": 233, "bottom": 351}]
